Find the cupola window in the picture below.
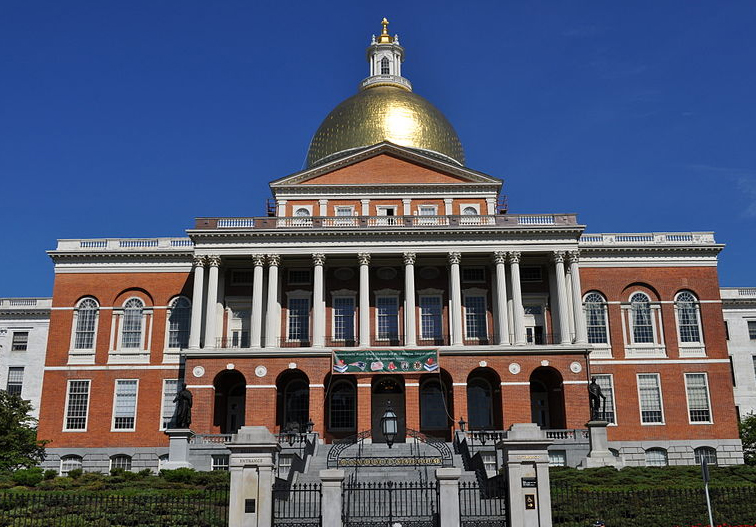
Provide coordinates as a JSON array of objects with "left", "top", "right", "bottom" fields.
[{"left": 381, "top": 57, "right": 390, "bottom": 75}]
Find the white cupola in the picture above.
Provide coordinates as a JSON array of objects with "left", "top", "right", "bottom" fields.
[{"left": 360, "top": 18, "right": 412, "bottom": 92}]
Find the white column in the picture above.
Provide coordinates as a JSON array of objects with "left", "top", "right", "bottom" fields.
[
  {"left": 402, "top": 198, "right": 411, "bottom": 216},
  {"left": 449, "top": 252, "right": 463, "bottom": 346},
  {"left": 312, "top": 253, "right": 326, "bottom": 347},
  {"left": 509, "top": 252, "right": 526, "bottom": 345},
  {"left": 277, "top": 200, "right": 287, "bottom": 217},
  {"left": 443, "top": 198, "right": 453, "bottom": 215},
  {"left": 568, "top": 251, "right": 588, "bottom": 344},
  {"left": 360, "top": 199, "right": 370, "bottom": 216},
  {"left": 493, "top": 251, "right": 510, "bottom": 345},
  {"left": 404, "top": 252, "right": 417, "bottom": 347},
  {"left": 318, "top": 199, "right": 328, "bottom": 216},
  {"left": 265, "top": 254, "right": 281, "bottom": 347},
  {"left": 188, "top": 256, "right": 205, "bottom": 349},
  {"left": 565, "top": 268, "right": 576, "bottom": 341},
  {"left": 358, "top": 253, "right": 371, "bottom": 347},
  {"left": 486, "top": 198, "right": 496, "bottom": 215},
  {"left": 203, "top": 255, "right": 220, "bottom": 349},
  {"left": 249, "top": 254, "right": 265, "bottom": 348},
  {"left": 553, "top": 251, "right": 571, "bottom": 345}
]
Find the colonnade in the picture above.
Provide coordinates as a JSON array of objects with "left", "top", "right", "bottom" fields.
[{"left": 187, "top": 250, "right": 588, "bottom": 350}]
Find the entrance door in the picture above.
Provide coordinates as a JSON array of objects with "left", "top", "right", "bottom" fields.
[
  {"left": 524, "top": 305, "right": 545, "bottom": 344},
  {"left": 371, "top": 377, "right": 406, "bottom": 443},
  {"left": 227, "top": 395, "right": 245, "bottom": 434},
  {"left": 530, "top": 380, "right": 550, "bottom": 428}
]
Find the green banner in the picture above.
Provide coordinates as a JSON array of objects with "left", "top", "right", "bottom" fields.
[{"left": 332, "top": 349, "right": 439, "bottom": 374}]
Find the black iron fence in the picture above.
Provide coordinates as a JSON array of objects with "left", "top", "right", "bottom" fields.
[
  {"left": 459, "top": 479, "right": 508, "bottom": 527},
  {"left": 342, "top": 480, "right": 439, "bottom": 527},
  {"left": 273, "top": 482, "right": 321, "bottom": 527},
  {"left": 551, "top": 484, "right": 756, "bottom": 527},
  {"left": 0, "top": 490, "right": 229, "bottom": 527}
]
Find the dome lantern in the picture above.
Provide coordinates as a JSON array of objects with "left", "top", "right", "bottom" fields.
[{"left": 362, "top": 17, "right": 411, "bottom": 92}]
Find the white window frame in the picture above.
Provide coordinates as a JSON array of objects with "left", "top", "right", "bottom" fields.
[
  {"left": 109, "top": 454, "right": 132, "bottom": 472},
  {"left": 63, "top": 379, "right": 91, "bottom": 432},
  {"left": 623, "top": 291, "right": 665, "bottom": 358},
  {"left": 374, "top": 289, "right": 400, "bottom": 341},
  {"left": 418, "top": 290, "right": 444, "bottom": 340},
  {"left": 645, "top": 448, "right": 668, "bottom": 467},
  {"left": 334, "top": 205, "right": 355, "bottom": 216},
  {"left": 6, "top": 366, "right": 24, "bottom": 397},
  {"left": 11, "top": 331, "right": 28, "bottom": 351},
  {"left": 459, "top": 203, "right": 482, "bottom": 225},
  {"left": 462, "top": 288, "right": 488, "bottom": 340},
  {"left": 211, "top": 454, "right": 230, "bottom": 471},
  {"left": 583, "top": 292, "right": 611, "bottom": 357},
  {"left": 164, "top": 296, "right": 191, "bottom": 353},
  {"left": 674, "top": 291, "right": 705, "bottom": 357},
  {"left": 111, "top": 379, "right": 139, "bottom": 432},
  {"left": 293, "top": 205, "right": 313, "bottom": 217},
  {"left": 331, "top": 291, "right": 357, "bottom": 343},
  {"left": 112, "top": 297, "right": 153, "bottom": 363},
  {"left": 160, "top": 379, "right": 179, "bottom": 430},
  {"left": 636, "top": 373, "right": 665, "bottom": 425},
  {"left": 59, "top": 455, "right": 83, "bottom": 476},
  {"left": 593, "top": 374, "right": 617, "bottom": 425},
  {"left": 69, "top": 297, "right": 99, "bottom": 364},
  {"left": 286, "top": 291, "right": 312, "bottom": 342},
  {"left": 684, "top": 372, "right": 713, "bottom": 424}
]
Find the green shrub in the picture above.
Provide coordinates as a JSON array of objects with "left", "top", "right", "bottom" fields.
[
  {"left": 67, "top": 468, "right": 83, "bottom": 479},
  {"left": 159, "top": 467, "right": 197, "bottom": 484},
  {"left": 12, "top": 467, "right": 44, "bottom": 486},
  {"left": 43, "top": 469, "right": 57, "bottom": 480}
]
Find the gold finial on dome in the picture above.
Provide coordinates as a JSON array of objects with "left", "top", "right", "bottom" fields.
[{"left": 378, "top": 17, "right": 393, "bottom": 43}]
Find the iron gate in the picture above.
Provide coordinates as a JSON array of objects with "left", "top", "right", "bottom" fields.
[
  {"left": 459, "top": 479, "right": 508, "bottom": 527},
  {"left": 342, "top": 480, "right": 439, "bottom": 527},
  {"left": 273, "top": 482, "right": 321, "bottom": 527}
]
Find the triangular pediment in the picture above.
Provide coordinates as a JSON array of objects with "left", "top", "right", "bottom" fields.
[{"left": 270, "top": 142, "right": 501, "bottom": 188}]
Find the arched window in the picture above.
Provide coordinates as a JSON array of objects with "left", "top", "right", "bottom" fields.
[
  {"left": 380, "top": 57, "right": 390, "bottom": 75},
  {"left": 467, "top": 378, "right": 493, "bottom": 430},
  {"left": 462, "top": 206, "right": 478, "bottom": 215},
  {"left": 329, "top": 381, "right": 356, "bottom": 431},
  {"left": 60, "top": 455, "right": 82, "bottom": 476},
  {"left": 694, "top": 446, "right": 717, "bottom": 466},
  {"left": 583, "top": 292, "right": 608, "bottom": 344},
  {"left": 167, "top": 297, "right": 191, "bottom": 349},
  {"left": 121, "top": 298, "right": 144, "bottom": 349},
  {"left": 74, "top": 298, "right": 99, "bottom": 350},
  {"left": 110, "top": 454, "right": 132, "bottom": 471},
  {"left": 420, "top": 380, "right": 447, "bottom": 430},
  {"left": 295, "top": 207, "right": 311, "bottom": 217},
  {"left": 645, "top": 448, "right": 668, "bottom": 467},
  {"left": 676, "top": 291, "right": 701, "bottom": 343},
  {"left": 284, "top": 379, "right": 309, "bottom": 432},
  {"left": 630, "top": 293, "right": 654, "bottom": 343}
]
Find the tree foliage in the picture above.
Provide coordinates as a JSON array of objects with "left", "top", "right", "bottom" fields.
[
  {"left": 740, "top": 412, "right": 756, "bottom": 465},
  {"left": 0, "top": 391, "right": 47, "bottom": 471}
]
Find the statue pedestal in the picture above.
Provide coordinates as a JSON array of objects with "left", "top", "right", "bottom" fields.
[
  {"left": 162, "top": 428, "right": 194, "bottom": 470},
  {"left": 578, "top": 420, "right": 624, "bottom": 469}
]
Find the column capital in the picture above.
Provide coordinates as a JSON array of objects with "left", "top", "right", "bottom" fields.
[
  {"left": 357, "top": 252, "right": 371, "bottom": 265},
  {"left": 267, "top": 254, "right": 281, "bottom": 266},
  {"left": 312, "top": 253, "right": 326, "bottom": 266},
  {"left": 251, "top": 254, "right": 266, "bottom": 267},
  {"left": 448, "top": 251, "right": 462, "bottom": 265},
  {"left": 206, "top": 255, "right": 221, "bottom": 267},
  {"left": 492, "top": 251, "right": 507, "bottom": 265},
  {"left": 192, "top": 255, "right": 206, "bottom": 267},
  {"left": 567, "top": 250, "right": 580, "bottom": 264},
  {"left": 551, "top": 251, "right": 566, "bottom": 264},
  {"left": 508, "top": 251, "right": 521, "bottom": 264},
  {"left": 403, "top": 252, "right": 416, "bottom": 265}
]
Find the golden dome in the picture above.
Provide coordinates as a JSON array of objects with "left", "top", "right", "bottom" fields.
[{"left": 306, "top": 85, "right": 465, "bottom": 168}]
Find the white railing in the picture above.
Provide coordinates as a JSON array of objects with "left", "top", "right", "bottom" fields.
[
  {"left": 58, "top": 238, "right": 194, "bottom": 251},
  {"left": 189, "top": 434, "right": 232, "bottom": 444},
  {"left": 580, "top": 232, "right": 716, "bottom": 246},
  {"left": 0, "top": 298, "right": 51, "bottom": 308},
  {"left": 517, "top": 215, "right": 555, "bottom": 225},
  {"left": 217, "top": 218, "right": 256, "bottom": 228},
  {"left": 545, "top": 429, "right": 589, "bottom": 441},
  {"left": 738, "top": 288, "right": 756, "bottom": 296}
]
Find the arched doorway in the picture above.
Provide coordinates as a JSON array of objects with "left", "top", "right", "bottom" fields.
[
  {"left": 277, "top": 370, "right": 310, "bottom": 433},
  {"left": 371, "top": 376, "right": 406, "bottom": 443},
  {"left": 325, "top": 374, "right": 357, "bottom": 441},
  {"left": 419, "top": 370, "right": 453, "bottom": 440},
  {"left": 529, "top": 367, "right": 566, "bottom": 429},
  {"left": 466, "top": 367, "right": 502, "bottom": 430},
  {"left": 213, "top": 370, "right": 246, "bottom": 434}
]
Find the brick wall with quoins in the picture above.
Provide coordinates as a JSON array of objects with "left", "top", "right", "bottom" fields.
[{"left": 580, "top": 265, "right": 739, "bottom": 440}]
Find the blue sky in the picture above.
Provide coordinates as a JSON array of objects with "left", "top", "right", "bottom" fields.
[{"left": 1, "top": 1, "right": 755, "bottom": 296}]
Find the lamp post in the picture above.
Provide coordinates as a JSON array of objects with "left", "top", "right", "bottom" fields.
[
  {"left": 380, "top": 401, "right": 398, "bottom": 448},
  {"left": 306, "top": 418, "right": 314, "bottom": 434},
  {"left": 458, "top": 417, "right": 467, "bottom": 432}
]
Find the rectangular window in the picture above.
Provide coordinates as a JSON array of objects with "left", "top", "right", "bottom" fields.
[
  {"left": 548, "top": 450, "right": 567, "bottom": 467},
  {"left": 11, "top": 331, "right": 28, "bottom": 351},
  {"left": 6, "top": 367, "right": 24, "bottom": 396},
  {"left": 287, "top": 298, "right": 310, "bottom": 341},
  {"left": 288, "top": 269, "right": 311, "bottom": 285},
  {"left": 685, "top": 373, "right": 712, "bottom": 423},
  {"left": 637, "top": 374, "right": 664, "bottom": 424},
  {"left": 464, "top": 295, "right": 487, "bottom": 339},
  {"left": 520, "top": 267, "right": 543, "bottom": 282},
  {"left": 121, "top": 310, "right": 143, "bottom": 349},
  {"left": 418, "top": 205, "right": 437, "bottom": 215},
  {"left": 64, "top": 380, "right": 91, "bottom": 431},
  {"left": 161, "top": 379, "right": 179, "bottom": 430},
  {"left": 462, "top": 267, "right": 485, "bottom": 283},
  {"left": 749, "top": 321, "right": 756, "bottom": 340},
  {"left": 211, "top": 454, "right": 230, "bottom": 471},
  {"left": 594, "top": 375, "right": 616, "bottom": 424},
  {"left": 335, "top": 206, "right": 354, "bottom": 216},
  {"left": 376, "top": 296, "right": 399, "bottom": 340},
  {"left": 112, "top": 380, "right": 138, "bottom": 430},
  {"left": 333, "top": 297, "right": 355, "bottom": 341},
  {"left": 75, "top": 309, "right": 97, "bottom": 349},
  {"left": 419, "top": 296, "right": 443, "bottom": 340}
]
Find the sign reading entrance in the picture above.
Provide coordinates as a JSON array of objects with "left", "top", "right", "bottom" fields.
[{"left": 333, "top": 349, "right": 439, "bottom": 374}]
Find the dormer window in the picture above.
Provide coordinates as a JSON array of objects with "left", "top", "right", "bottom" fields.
[{"left": 381, "top": 57, "right": 390, "bottom": 75}]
